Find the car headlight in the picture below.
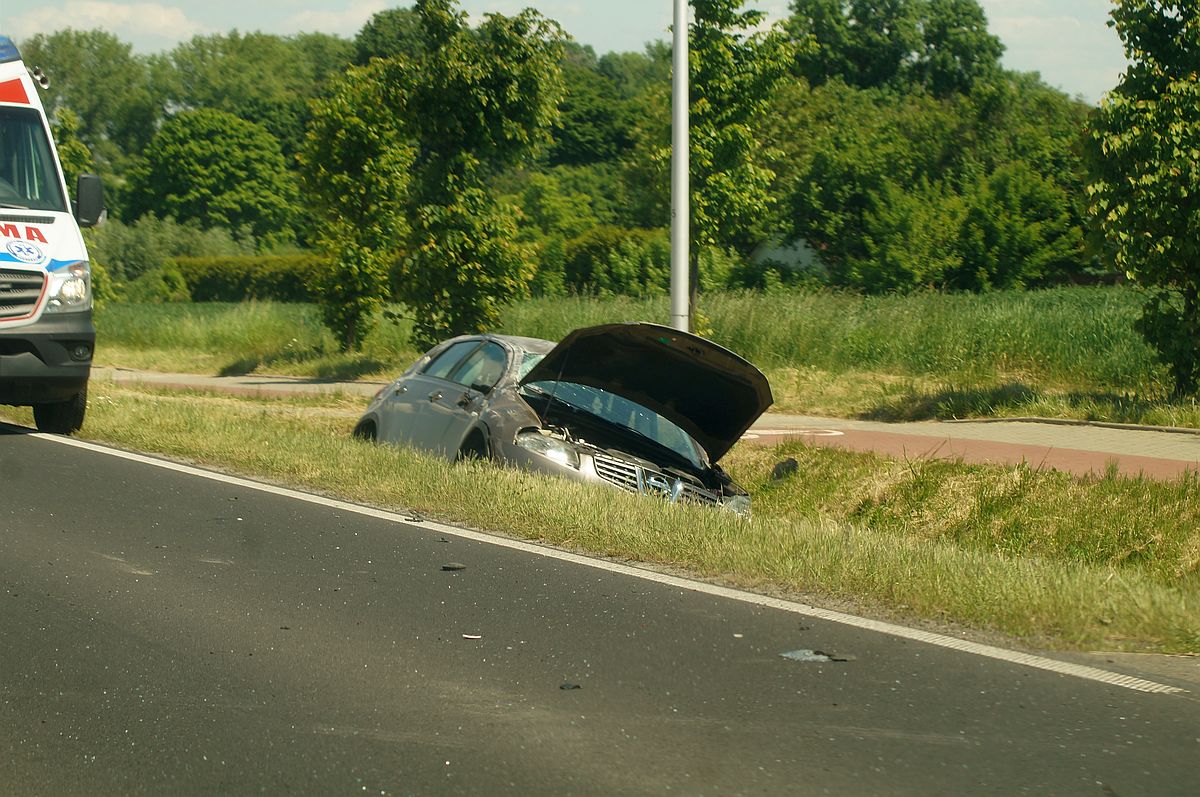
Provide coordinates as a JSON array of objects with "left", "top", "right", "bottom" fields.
[
  {"left": 45, "top": 262, "right": 91, "bottom": 313},
  {"left": 515, "top": 431, "right": 580, "bottom": 469},
  {"left": 723, "top": 493, "right": 751, "bottom": 518}
]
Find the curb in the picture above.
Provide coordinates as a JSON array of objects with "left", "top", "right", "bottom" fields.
[{"left": 943, "top": 416, "right": 1200, "bottom": 437}]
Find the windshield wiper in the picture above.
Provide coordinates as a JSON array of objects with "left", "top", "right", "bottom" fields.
[{"left": 0, "top": 202, "right": 31, "bottom": 209}]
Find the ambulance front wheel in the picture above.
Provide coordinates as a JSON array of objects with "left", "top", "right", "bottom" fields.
[{"left": 33, "top": 386, "right": 87, "bottom": 435}]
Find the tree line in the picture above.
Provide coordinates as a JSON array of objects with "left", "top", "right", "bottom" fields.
[{"left": 19, "top": 1, "right": 1199, "bottom": 391}]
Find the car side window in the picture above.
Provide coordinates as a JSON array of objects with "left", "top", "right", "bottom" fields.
[
  {"left": 450, "top": 342, "right": 507, "bottom": 392},
  {"left": 423, "top": 341, "right": 479, "bottom": 380}
]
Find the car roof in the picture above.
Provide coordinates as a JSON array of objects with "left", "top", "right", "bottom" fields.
[{"left": 487, "top": 334, "right": 555, "bottom": 354}]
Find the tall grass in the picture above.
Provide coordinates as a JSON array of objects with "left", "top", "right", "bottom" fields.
[
  {"left": 99, "top": 287, "right": 1160, "bottom": 388},
  {"left": 502, "top": 287, "right": 1161, "bottom": 390},
  {"left": 96, "top": 286, "right": 1180, "bottom": 421},
  {"left": 97, "top": 302, "right": 419, "bottom": 379}
]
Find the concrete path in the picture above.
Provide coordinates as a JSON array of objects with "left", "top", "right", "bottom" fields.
[
  {"left": 92, "top": 366, "right": 1200, "bottom": 480},
  {"left": 749, "top": 413, "right": 1200, "bottom": 479}
]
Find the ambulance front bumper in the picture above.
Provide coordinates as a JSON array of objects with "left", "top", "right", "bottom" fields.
[{"left": 0, "top": 312, "right": 94, "bottom": 405}]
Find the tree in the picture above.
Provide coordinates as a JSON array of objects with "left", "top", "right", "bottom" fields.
[
  {"left": 774, "top": 80, "right": 952, "bottom": 282},
  {"left": 787, "top": 0, "right": 922, "bottom": 89},
  {"left": 385, "top": 0, "right": 566, "bottom": 348},
  {"left": 689, "top": 1, "right": 794, "bottom": 256},
  {"left": 597, "top": 43, "right": 671, "bottom": 99},
  {"left": 164, "top": 31, "right": 353, "bottom": 159},
  {"left": 621, "top": 1, "right": 792, "bottom": 320},
  {"left": 299, "top": 64, "right": 414, "bottom": 350},
  {"left": 50, "top": 108, "right": 93, "bottom": 190},
  {"left": 786, "top": 0, "right": 1002, "bottom": 96},
  {"left": 548, "top": 51, "right": 634, "bottom": 166},
  {"left": 126, "top": 109, "right": 298, "bottom": 244},
  {"left": 354, "top": 6, "right": 426, "bottom": 64},
  {"left": 1086, "top": 1, "right": 1200, "bottom": 395},
  {"left": 19, "top": 29, "right": 163, "bottom": 172},
  {"left": 918, "top": 0, "right": 1004, "bottom": 97}
]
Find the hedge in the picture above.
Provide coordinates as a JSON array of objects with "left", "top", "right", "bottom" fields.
[{"left": 169, "top": 254, "right": 335, "bottom": 302}]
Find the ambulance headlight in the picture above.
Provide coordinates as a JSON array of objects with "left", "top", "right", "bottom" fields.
[{"left": 46, "top": 262, "right": 91, "bottom": 312}]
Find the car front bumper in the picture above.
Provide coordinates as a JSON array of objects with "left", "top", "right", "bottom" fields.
[{"left": 498, "top": 438, "right": 744, "bottom": 515}]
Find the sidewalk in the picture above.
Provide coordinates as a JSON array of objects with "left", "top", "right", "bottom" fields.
[
  {"left": 92, "top": 366, "right": 1200, "bottom": 480},
  {"left": 746, "top": 414, "right": 1200, "bottom": 480}
]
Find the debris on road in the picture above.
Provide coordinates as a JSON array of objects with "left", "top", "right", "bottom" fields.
[
  {"left": 462, "top": 634, "right": 482, "bottom": 640},
  {"left": 781, "top": 649, "right": 855, "bottom": 663},
  {"left": 442, "top": 562, "right": 467, "bottom": 571},
  {"left": 559, "top": 682, "right": 581, "bottom": 690}
]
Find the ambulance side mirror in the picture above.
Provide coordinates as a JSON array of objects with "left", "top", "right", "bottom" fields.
[{"left": 75, "top": 173, "right": 105, "bottom": 228}]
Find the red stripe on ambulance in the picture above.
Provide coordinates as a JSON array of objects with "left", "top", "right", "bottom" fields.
[{"left": 0, "top": 78, "right": 29, "bottom": 104}]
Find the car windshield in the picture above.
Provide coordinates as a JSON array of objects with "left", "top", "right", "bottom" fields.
[
  {"left": 523, "top": 379, "right": 704, "bottom": 469},
  {"left": 517, "top": 351, "right": 544, "bottom": 380},
  {"left": 0, "top": 107, "right": 66, "bottom": 212}
]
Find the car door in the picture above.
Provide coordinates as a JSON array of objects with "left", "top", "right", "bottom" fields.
[
  {"left": 425, "top": 341, "right": 510, "bottom": 456},
  {"left": 378, "top": 340, "right": 480, "bottom": 451}
]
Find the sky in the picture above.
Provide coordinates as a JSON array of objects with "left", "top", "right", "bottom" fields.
[{"left": 0, "top": 0, "right": 1127, "bottom": 104}]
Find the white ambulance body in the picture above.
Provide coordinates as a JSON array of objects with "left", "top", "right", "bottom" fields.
[{"left": 0, "top": 35, "right": 104, "bottom": 433}]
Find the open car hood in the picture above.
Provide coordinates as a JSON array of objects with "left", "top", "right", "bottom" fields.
[{"left": 520, "top": 323, "right": 773, "bottom": 462}]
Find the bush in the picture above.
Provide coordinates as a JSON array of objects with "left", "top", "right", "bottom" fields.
[
  {"left": 84, "top": 214, "right": 255, "bottom": 282},
  {"left": 563, "top": 226, "right": 670, "bottom": 296},
  {"left": 171, "top": 254, "right": 335, "bottom": 302},
  {"left": 531, "top": 235, "right": 568, "bottom": 297},
  {"left": 88, "top": 259, "right": 117, "bottom": 306},
  {"left": 124, "top": 262, "right": 192, "bottom": 303}
]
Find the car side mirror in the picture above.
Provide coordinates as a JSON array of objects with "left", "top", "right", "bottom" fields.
[{"left": 75, "top": 173, "right": 105, "bottom": 227}]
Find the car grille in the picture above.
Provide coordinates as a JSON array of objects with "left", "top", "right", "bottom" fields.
[
  {"left": 593, "top": 453, "right": 641, "bottom": 492},
  {"left": 0, "top": 268, "right": 45, "bottom": 321},
  {"left": 592, "top": 452, "right": 721, "bottom": 506},
  {"left": 678, "top": 482, "right": 721, "bottom": 506}
]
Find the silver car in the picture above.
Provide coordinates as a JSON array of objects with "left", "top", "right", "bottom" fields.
[{"left": 353, "top": 322, "right": 773, "bottom": 515}]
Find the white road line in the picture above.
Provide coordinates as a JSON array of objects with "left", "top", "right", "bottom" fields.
[
  {"left": 742, "top": 429, "right": 844, "bottom": 439},
  {"left": 37, "top": 431, "right": 1187, "bottom": 697}
]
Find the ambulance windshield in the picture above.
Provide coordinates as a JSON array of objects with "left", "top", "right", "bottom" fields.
[{"left": 0, "top": 107, "right": 66, "bottom": 212}]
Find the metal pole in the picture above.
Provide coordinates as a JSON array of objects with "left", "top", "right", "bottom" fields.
[{"left": 670, "top": 0, "right": 690, "bottom": 332}]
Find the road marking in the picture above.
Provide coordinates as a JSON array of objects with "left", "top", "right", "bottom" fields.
[
  {"left": 743, "top": 429, "right": 845, "bottom": 440},
  {"left": 37, "top": 431, "right": 1187, "bottom": 697}
]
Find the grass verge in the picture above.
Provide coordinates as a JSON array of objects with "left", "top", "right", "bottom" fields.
[
  {"left": 4, "top": 383, "right": 1196, "bottom": 653},
  {"left": 93, "top": 286, "right": 1200, "bottom": 428}
]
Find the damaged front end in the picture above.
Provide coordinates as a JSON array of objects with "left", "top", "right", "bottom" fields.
[{"left": 510, "top": 384, "right": 752, "bottom": 516}]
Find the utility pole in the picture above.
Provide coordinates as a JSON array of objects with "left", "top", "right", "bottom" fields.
[{"left": 670, "top": 0, "right": 690, "bottom": 333}]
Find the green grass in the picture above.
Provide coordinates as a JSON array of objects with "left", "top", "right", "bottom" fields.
[
  {"left": 96, "top": 301, "right": 420, "bottom": 380},
  {"left": 94, "top": 285, "right": 1199, "bottom": 426},
  {"left": 3, "top": 382, "right": 1196, "bottom": 652}
]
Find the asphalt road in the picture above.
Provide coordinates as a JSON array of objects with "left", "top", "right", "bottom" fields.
[{"left": 2, "top": 425, "right": 1197, "bottom": 796}]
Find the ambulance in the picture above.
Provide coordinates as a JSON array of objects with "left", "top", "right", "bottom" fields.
[{"left": 0, "top": 35, "right": 103, "bottom": 433}]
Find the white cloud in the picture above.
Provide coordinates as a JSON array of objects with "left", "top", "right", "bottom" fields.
[
  {"left": 8, "top": 1, "right": 207, "bottom": 45},
  {"left": 981, "top": 5, "right": 1127, "bottom": 103},
  {"left": 281, "top": 0, "right": 387, "bottom": 37}
]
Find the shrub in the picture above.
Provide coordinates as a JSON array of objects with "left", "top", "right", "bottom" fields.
[
  {"left": 531, "top": 235, "right": 568, "bottom": 297},
  {"left": 84, "top": 214, "right": 254, "bottom": 282},
  {"left": 564, "top": 225, "right": 670, "bottom": 296},
  {"left": 123, "top": 262, "right": 192, "bottom": 303},
  {"left": 171, "top": 254, "right": 335, "bottom": 303}
]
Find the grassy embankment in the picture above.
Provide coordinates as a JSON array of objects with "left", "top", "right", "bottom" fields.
[
  {"left": 3, "top": 381, "right": 1196, "bottom": 652},
  {"left": 95, "top": 285, "right": 1200, "bottom": 427}
]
